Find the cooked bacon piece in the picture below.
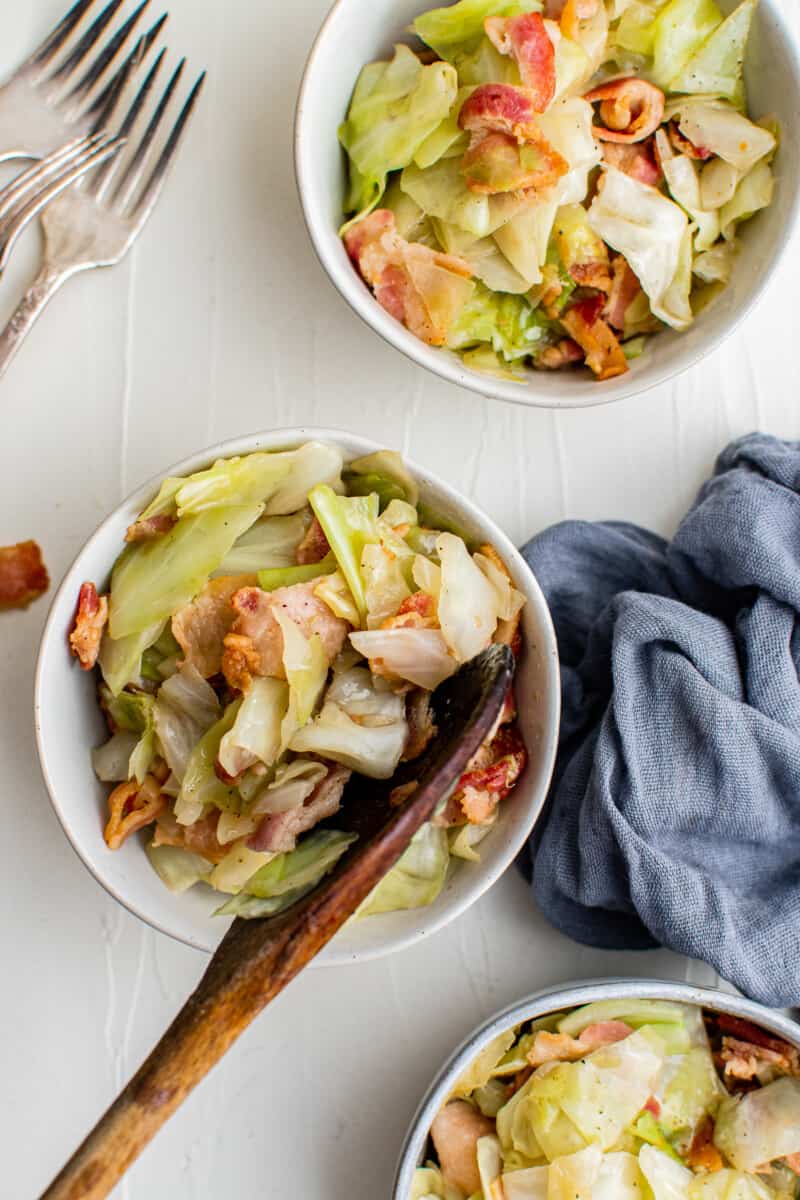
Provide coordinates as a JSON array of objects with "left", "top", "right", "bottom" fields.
[
  {"left": 389, "top": 780, "right": 419, "bottom": 807},
  {"left": 604, "top": 254, "right": 642, "bottom": 332},
  {"left": 172, "top": 573, "right": 256, "bottom": 678},
  {"left": 477, "top": 541, "right": 524, "bottom": 652},
  {"left": 382, "top": 590, "right": 438, "bottom": 631},
  {"left": 221, "top": 580, "right": 349, "bottom": 692},
  {"left": 720, "top": 1035, "right": 800, "bottom": 1083},
  {"left": 458, "top": 84, "right": 568, "bottom": 195},
  {"left": 344, "top": 210, "right": 473, "bottom": 347},
  {"left": 668, "top": 119, "right": 712, "bottom": 161},
  {"left": 403, "top": 689, "right": 437, "bottom": 761},
  {"left": 435, "top": 721, "right": 527, "bottom": 826},
  {"left": 715, "top": 1014, "right": 800, "bottom": 1058},
  {"left": 785, "top": 1153, "right": 800, "bottom": 1174},
  {"left": 644, "top": 1096, "right": 662, "bottom": 1117},
  {"left": 431, "top": 1101, "right": 495, "bottom": 1197},
  {"left": 125, "top": 513, "right": 177, "bottom": 543},
  {"left": 295, "top": 516, "right": 330, "bottom": 565},
  {"left": 561, "top": 299, "right": 629, "bottom": 381},
  {"left": 603, "top": 139, "right": 663, "bottom": 186},
  {"left": 570, "top": 260, "right": 612, "bottom": 291},
  {"left": 585, "top": 77, "right": 665, "bottom": 144},
  {"left": 152, "top": 808, "right": 229, "bottom": 864},
  {"left": 527, "top": 1021, "right": 633, "bottom": 1066},
  {"left": 0, "top": 540, "right": 49, "bottom": 610},
  {"left": 560, "top": 0, "right": 600, "bottom": 39},
  {"left": 69, "top": 582, "right": 109, "bottom": 670},
  {"left": 104, "top": 774, "right": 166, "bottom": 850},
  {"left": 509, "top": 1066, "right": 534, "bottom": 1096},
  {"left": 687, "top": 1115, "right": 724, "bottom": 1173},
  {"left": 536, "top": 338, "right": 585, "bottom": 370},
  {"left": 484, "top": 13, "right": 556, "bottom": 111},
  {"left": 247, "top": 765, "right": 351, "bottom": 853}
]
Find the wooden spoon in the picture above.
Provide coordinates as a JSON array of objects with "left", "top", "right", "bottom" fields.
[{"left": 42, "top": 643, "right": 515, "bottom": 1200}]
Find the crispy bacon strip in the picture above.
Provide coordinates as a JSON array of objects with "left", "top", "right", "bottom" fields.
[
  {"left": 125, "top": 513, "right": 177, "bottom": 543},
  {"left": 152, "top": 808, "right": 228, "bottom": 864},
  {"left": 720, "top": 1034, "right": 800, "bottom": 1082},
  {"left": 604, "top": 254, "right": 642, "bottom": 332},
  {"left": 585, "top": 77, "right": 665, "bottom": 144},
  {"left": 602, "top": 139, "right": 663, "bottom": 186},
  {"left": 458, "top": 84, "right": 568, "bottom": 195},
  {"left": 69, "top": 582, "right": 109, "bottom": 670},
  {"left": 484, "top": 13, "right": 556, "bottom": 112},
  {"left": 561, "top": 298, "right": 629, "bottom": 381},
  {"left": 536, "top": 338, "right": 585, "bottom": 370},
  {"left": 295, "top": 516, "right": 330, "bottom": 565},
  {"left": 104, "top": 775, "right": 166, "bottom": 850},
  {"left": 526, "top": 1021, "right": 633, "bottom": 1066},
  {"left": 344, "top": 210, "right": 473, "bottom": 346},
  {"left": 686, "top": 1115, "right": 724, "bottom": 1173},
  {"left": 221, "top": 580, "right": 349, "bottom": 692},
  {"left": 247, "top": 765, "right": 351, "bottom": 853},
  {"left": 560, "top": 0, "right": 600, "bottom": 39},
  {"left": 172, "top": 573, "right": 256, "bottom": 678},
  {"left": 382, "top": 590, "right": 438, "bottom": 630},
  {"left": 0, "top": 540, "right": 49, "bottom": 610},
  {"left": 434, "top": 721, "right": 527, "bottom": 826},
  {"left": 668, "top": 119, "right": 713, "bottom": 161}
]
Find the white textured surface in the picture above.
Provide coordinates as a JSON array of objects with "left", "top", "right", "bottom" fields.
[{"left": 2, "top": 2, "right": 799, "bottom": 1197}]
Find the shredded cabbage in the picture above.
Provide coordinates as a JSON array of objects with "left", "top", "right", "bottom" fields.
[
  {"left": 339, "top": 45, "right": 458, "bottom": 218},
  {"left": 217, "top": 676, "right": 288, "bottom": 779},
  {"left": 359, "top": 822, "right": 450, "bottom": 915},
  {"left": 589, "top": 167, "right": 693, "bottom": 330}
]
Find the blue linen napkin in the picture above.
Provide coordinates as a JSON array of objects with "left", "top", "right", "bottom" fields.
[{"left": 519, "top": 433, "right": 800, "bottom": 1007}]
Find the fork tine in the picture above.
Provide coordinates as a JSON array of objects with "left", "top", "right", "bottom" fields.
[
  {"left": 85, "top": 13, "right": 167, "bottom": 128},
  {"left": 66, "top": 0, "right": 150, "bottom": 101},
  {"left": 46, "top": 0, "right": 126, "bottom": 84},
  {"left": 111, "top": 57, "right": 185, "bottom": 211},
  {"left": 26, "top": 0, "right": 98, "bottom": 70},
  {"left": 129, "top": 71, "right": 206, "bottom": 222},
  {"left": 0, "top": 138, "right": 125, "bottom": 274},
  {"left": 0, "top": 135, "right": 101, "bottom": 221},
  {"left": 86, "top": 46, "right": 166, "bottom": 198}
]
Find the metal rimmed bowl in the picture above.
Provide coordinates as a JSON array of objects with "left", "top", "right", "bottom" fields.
[
  {"left": 34, "top": 426, "right": 560, "bottom": 964},
  {"left": 393, "top": 976, "right": 800, "bottom": 1196}
]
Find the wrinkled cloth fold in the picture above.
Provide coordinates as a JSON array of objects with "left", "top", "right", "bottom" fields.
[{"left": 520, "top": 433, "right": 800, "bottom": 1006}]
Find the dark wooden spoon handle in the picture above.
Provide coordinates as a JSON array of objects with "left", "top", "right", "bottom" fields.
[{"left": 41, "top": 645, "right": 514, "bottom": 1200}]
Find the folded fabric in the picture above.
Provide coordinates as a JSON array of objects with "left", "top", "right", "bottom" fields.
[{"left": 519, "top": 433, "right": 800, "bottom": 1007}]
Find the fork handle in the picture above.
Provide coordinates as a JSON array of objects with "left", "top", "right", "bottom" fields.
[{"left": 0, "top": 262, "right": 69, "bottom": 380}]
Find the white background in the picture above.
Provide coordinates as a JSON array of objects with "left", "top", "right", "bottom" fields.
[{"left": 2, "top": 2, "right": 799, "bottom": 1196}]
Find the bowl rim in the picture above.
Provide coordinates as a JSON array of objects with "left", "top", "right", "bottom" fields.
[
  {"left": 34, "top": 425, "right": 560, "bottom": 960},
  {"left": 294, "top": 0, "right": 800, "bottom": 412},
  {"left": 392, "top": 976, "right": 800, "bottom": 1198}
]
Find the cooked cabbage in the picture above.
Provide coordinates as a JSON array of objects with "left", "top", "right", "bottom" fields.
[
  {"left": 358, "top": 823, "right": 450, "bottom": 915},
  {"left": 349, "top": 627, "right": 458, "bottom": 690},
  {"left": 713, "top": 1078, "right": 800, "bottom": 1172},
  {"left": 153, "top": 662, "right": 221, "bottom": 782}
]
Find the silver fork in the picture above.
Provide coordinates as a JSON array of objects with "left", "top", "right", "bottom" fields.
[
  {"left": 0, "top": 0, "right": 167, "bottom": 161},
  {"left": 0, "top": 133, "right": 124, "bottom": 274},
  {"left": 0, "top": 56, "right": 205, "bottom": 378}
]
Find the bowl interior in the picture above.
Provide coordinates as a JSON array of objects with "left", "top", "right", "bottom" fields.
[
  {"left": 296, "top": 0, "right": 800, "bottom": 408},
  {"left": 392, "top": 978, "right": 800, "bottom": 1198},
  {"left": 35, "top": 428, "right": 559, "bottom": 962}
]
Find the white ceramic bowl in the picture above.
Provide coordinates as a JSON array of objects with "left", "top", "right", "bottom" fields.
[
  {"left": 34, "top": 427, "right": 560, "bottom": 963},
  {"left": 295, "top": 0, "right": 800, "bottom": 410},
  {"left": 393, "top": 977, "right": 800, "bottom": 1197}
]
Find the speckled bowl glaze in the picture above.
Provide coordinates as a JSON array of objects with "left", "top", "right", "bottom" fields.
[{"left": 35, "top": 427, "right": 560, "bottom": 963}]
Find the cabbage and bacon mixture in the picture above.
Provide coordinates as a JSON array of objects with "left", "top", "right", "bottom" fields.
[
  {"left": 413, "top": 998, "right": 800, "bottom": 1199},
  {"left": 339, "top": 0, "right": 777, "bottom": 383},
  {"left": 68, "top": 442, "right": 527, "bottom": 919}
]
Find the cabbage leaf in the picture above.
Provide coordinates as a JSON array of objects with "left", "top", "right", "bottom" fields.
[{"left": 358, "top": 822, "right": 450, "bottom": 915}]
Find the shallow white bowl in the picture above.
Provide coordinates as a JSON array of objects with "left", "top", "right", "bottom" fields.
[
  {"left": 393, "top": 977, "right": 800, "bottom": 1197},
  {"left": 35, "top": 427, "right": 560, "bottom": 963},
  {"left": 295, "top": 0, "right": 800, "bottom": 410}
]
